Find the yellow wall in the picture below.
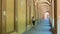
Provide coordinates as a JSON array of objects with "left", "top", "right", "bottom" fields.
[
  {"left": 26, "top": 0, "right": 35, "bottom": 31},
  {"left": 6, "top": 0, "right": 14, "bottom": 33},
  {"left": 2, "top": 0, "right": 37, "bottom": 34},
  {"left": 31, "top": 0, "right": 38, "bottom": 26},
  {"left": 26, "top": 0, "right": 38, "bottom": 31},
  {"left": 17, "top": 0, "right": 26, "bottom": 34},
  {"left": 5, "top": 0, "right": 27, "bottom": 34}
]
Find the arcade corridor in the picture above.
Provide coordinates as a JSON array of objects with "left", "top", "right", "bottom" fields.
[{"left": 0, "top": 0, "right": 59, "bottom": 34}]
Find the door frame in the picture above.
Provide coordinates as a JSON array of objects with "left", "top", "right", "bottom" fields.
[
  {"left": 0, "top": 0, "right": 2, "bottom": 34},
  {"left": 54, "top": 0, "right": 57, "bottom": 34}
]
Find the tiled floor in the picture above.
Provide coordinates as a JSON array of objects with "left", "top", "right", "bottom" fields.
[{"left": 23, "top": 19, "right": 52, "bottom": 34}]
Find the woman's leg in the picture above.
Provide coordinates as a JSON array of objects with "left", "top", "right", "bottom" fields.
[{"left": 33, "top": 21, "right": 35, "bottom": 26}]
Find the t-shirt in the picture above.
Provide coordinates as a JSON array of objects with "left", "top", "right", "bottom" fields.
[{"left": 32, "top": 18, "right": 35, "bottom": 21}]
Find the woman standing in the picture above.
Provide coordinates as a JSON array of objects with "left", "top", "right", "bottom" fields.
[{"left": 32, "top": 16, "right": 35, "bottom": 26}]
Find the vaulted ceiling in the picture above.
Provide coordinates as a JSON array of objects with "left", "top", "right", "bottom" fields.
[
  {"left": 35, "top": 0, "right": 51, "bottom": 12},
  {"left": 34, "top": 0, "right": 51, "bottom": 18}
]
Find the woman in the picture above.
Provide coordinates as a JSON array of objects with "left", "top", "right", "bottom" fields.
[{"left": 32, "top": 16, "right": 35, "bottom": 26}]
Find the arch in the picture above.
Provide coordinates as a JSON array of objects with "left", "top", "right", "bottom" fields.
[
  {"left": 43, "top": 2, "right": 50, "bottom": 6},
  {"left": 38, "top": 4, "right": 50, "bottom": 10},
  {"left": 47, "top": 0, "right": 51, "bottom": 3},
  {"left": 39, "top": 4, "right": 50, "bottom": 8},
  {"left": 38, "top": 0, "right": 50, "bottom": 6}
]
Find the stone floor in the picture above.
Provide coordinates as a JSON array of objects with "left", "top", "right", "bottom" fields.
[{"left": 23, "top": 19, "right": 52, "bottom": 34}]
